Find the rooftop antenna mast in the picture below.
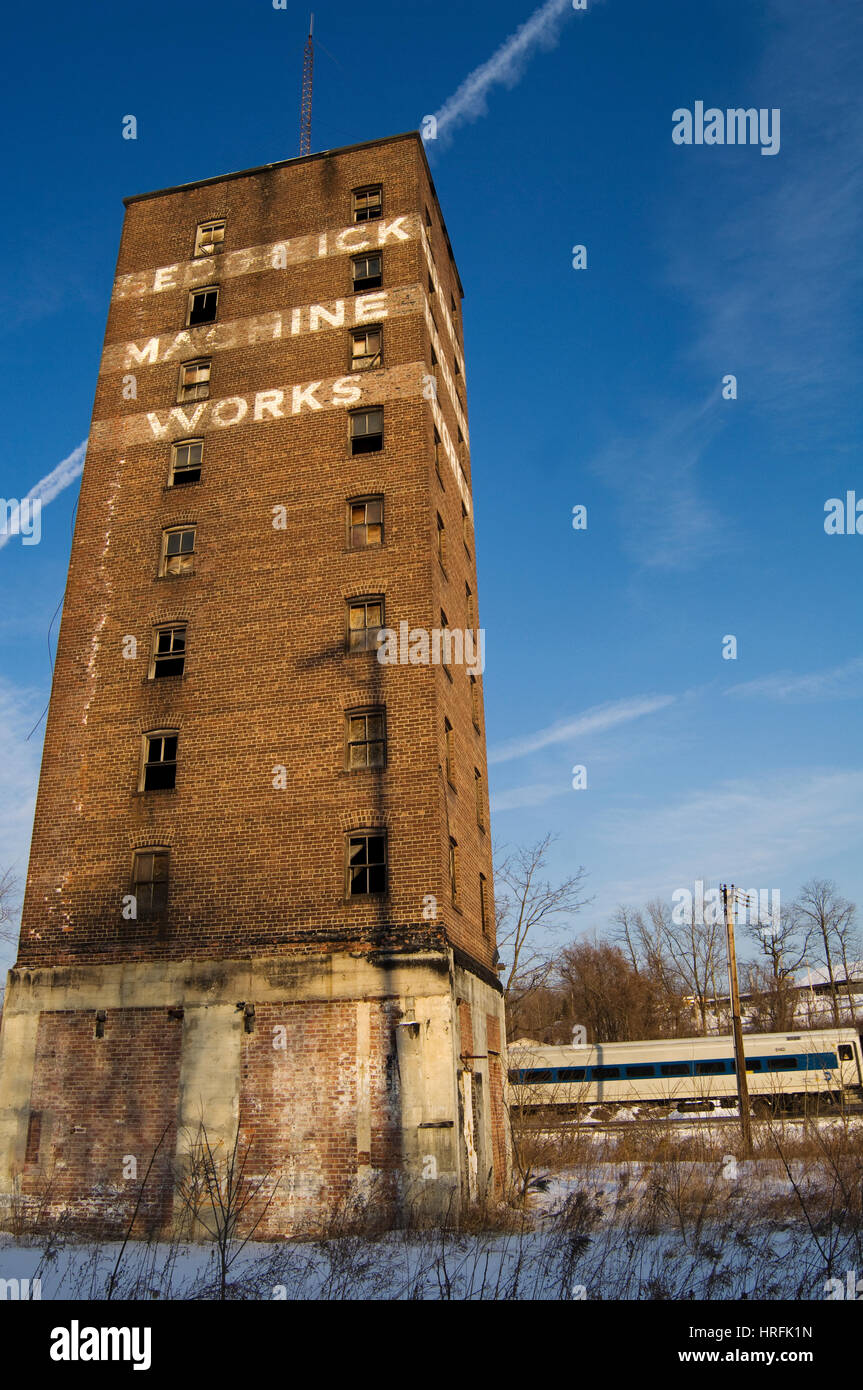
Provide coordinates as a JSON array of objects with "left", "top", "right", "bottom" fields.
[{"left": 300, "top": 14, "right": 314, "bottom": 157}]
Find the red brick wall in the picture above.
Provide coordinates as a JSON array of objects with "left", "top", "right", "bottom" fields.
[
  {"left": 21, "top": 1008, "right": 182, "bottom": 1234},
  {"left": 238, "top": 998, "right": 400, "bottom": 1233},
  {"left": 486, "top": 1014, "right": 507, "bottom": 1197},
  {"left": 18, "top": 133, "right": 495, "bottom": 979}
]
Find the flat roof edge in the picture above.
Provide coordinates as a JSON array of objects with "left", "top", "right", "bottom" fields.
[{"left": 123, "top": 131, "right": 422, "bottom": 206}]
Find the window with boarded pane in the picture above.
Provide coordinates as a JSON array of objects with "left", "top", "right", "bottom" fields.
[
  {"left": 133, "top": 848, "right": 170, "bottom": 913},
  {"left": 161, "top": 527, "right": 196, "bottom": 576},
  {"left": 479, "top": 873, "right": 488, "bottom": 934},
  {"left": 348, "top": 496, "right": 383, "bottom": 548},
  {"left": 352, "top": 185, "right": 382, "bottom": 223},
  {"left": 352, "top": 253, "right": 382, "bottom": 292},
  {"left": 347, "top": 831, "right": 387, "bottom": 896},
  {"left": 141, "top": 732, "right": 178, "bottom": 791},
  {"left": 151, "top": 625, "right": 186, "bottom": 679},
  {"left": 347, "top": 596, "right": 384, "bottom": 653},
  {"left": 170, "top": 439, "right": 203, "bottom": 486},
  {"left": 350, "top": 408, "right": 383, "bottom": 454},
  {"left": 194, "top": 220, "right": 225, "bottom": 256},
  {"left": 351, "top": 326, "right": 382, "bottom": 370},
  {"left": 444, "top": 718, "right": 455, "bottom": 786},
  {"left": 178, "top": 359, "right": 210, "bottom": 402},
  {"left": 475, "top": 768, "right": 485, "bottom": 830},
  {"left": 465, "top": 583, "right": 475, "bottom": 631},
  {"left": 187, "top": 286, "right": 218, "bottom": 326},
  {"left": 461, "top": 501, "right": 471, "bottom": 551},
  {"left": 346, "top": 709, "right": 386, "bottom": 769}
]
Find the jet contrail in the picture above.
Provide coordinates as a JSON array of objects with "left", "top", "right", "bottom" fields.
[
  {"left": 0, "top": 439, "right": 87, "bottom": 550},
  {"left": 433, "top": 0, "right": 585, "bottom": 141}
]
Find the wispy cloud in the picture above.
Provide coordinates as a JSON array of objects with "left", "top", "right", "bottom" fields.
[
  {"left": 726, "top": 656, "right": 863, "bottom": 702},
  {"left": 433, "top": 0, "right": 585, "bottom": 143},
  {"left": 488, "top": 693, "right": 676, "bottom": 765},
  {"left": 490, "top": 782, "right": 563, "bottom": 813},
  {"left": 588, "top": 390, "right": 726, "bottom": 571},
  {"left": 0, "top": 440, "right": 87, "bottom": 552},
  {"left": 594, "top": 767, "right": 863, "bottom": 924}
]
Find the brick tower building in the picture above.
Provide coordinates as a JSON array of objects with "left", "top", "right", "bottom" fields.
[{"left": 0, "top": 133, "right": 508, "bottom": 1234}]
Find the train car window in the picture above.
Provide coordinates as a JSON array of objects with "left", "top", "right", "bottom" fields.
[
  {"left": 767, "top": 1056, "right": 798, "bottom": 1071},
  {"left": 695, "top": 1060, "right": 727, "bottom": 1075},
  {"left": 507, "top": 1070, "right": 523, "bottom": 1084},
  {"left": 839, "top": 1045, "right": 854, "bottom": 1061},
  {"left": 745, "top": 1059, "right": 763, "bottom": 1072},
  {"left": 625, "top": 1065, "right": 655, "bottom": 1079},
  {"left": 591, "top": 1066, "right": 620, "bottom": 1080},
  {"left": 557, "top": 1068, "right": 586, "bottom": 1082},
  {"left": 527, "top": 1069, "right": 553, "bottom": 1083},
  {"left": 660, "top": 1063, "right": 689, "bottom": 1077}
]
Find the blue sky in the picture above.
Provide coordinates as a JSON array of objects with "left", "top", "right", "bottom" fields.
[{"left": 1, "top": 0, "right": 861, "bottom": 972}]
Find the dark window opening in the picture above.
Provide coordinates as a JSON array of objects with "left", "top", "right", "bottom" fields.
[
  {"left": 187, "top": 287, "right": 218, "bottom": 326},
  {"left": 660, "top": 1063, "right": 690, "bottom": 1077},
  {"left": 25, "top": 1112, "right": 41, "bottom": 1164},
  {"left": 352, "top": 253, "right": 382, "bottom": 292},
  {"left": 170, "top": 440, "right": 203, "bottom": 485},
  {"left": 143, "top": 733, "right": 178, "bottom": 791},
  {"left": 626, "top": 1065, "right": 655, "bottom": 1079},
  {"left": 350, "top": 408, "right": 384, "bottom": 455},
  {"left": 557, "top": 1068, "right": 586, "bottom": 1083},
  {"left": 591, "top": 1066, "right": 620, "bottom": 1081},
  {"left": 695, "top": 1060, "right": 728, "bottom": 1076},
  {"left": 347, "top": 831, "right": 387, "bottom": 896},
  {"left": 152, "top": 625, "right": 186, "bottom": 679}
]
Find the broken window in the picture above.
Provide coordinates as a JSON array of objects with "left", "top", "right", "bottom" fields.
[
  {"left": 347, "top": 596, "right": 384, "bottom": 653},
  {"left": 348, "top": 496, "right": 383, "bottom": 548},
  {"left": 444, "top": 718, "right": 455, "bottom": 786},
  {"left": 187, "top": 286, "right": 218, "bottom": 326},
  {"left": 449, "top": 837, "right": 459, "bottom": 904},
  {"left": 132, "top": 848, "right": 170, "bottom": 913},
  {"left": 437, "top": 514, "right": 446, "bottom": 570},
  {"left": 170, "top": 439, "right": 203, "bottom": 486},
  {"left": 352, "top": 185, "right": 382, "bottom": 223},
  {"left": 161, "top": 527, "right": 196, "bottom": 577},
  {"left": 350, "top": 326, "right": 382, "bottom": 370},
  {"left": 150, "top": 625, "right": 186, "bottom": 679},
  {"left": 479, "top": 873, "right": 488, "bottom": 935},
  {"left": 347, "top": 831, "right": 387, "bottom": 896},
  {"left": 352, "top": 253, "right": 382, "bottom": 292},
  {"left": 141, "top": 733, "right": 178, "bottom": 791},
  {"left": 194, "top": 220, "right": 225, "bottom": 256},
  {"left": 178, "top": 359, "right": 211, "bottom": 402},
  {"left": 346, "top": 708, "right": 386, "bottom": 769},
  {"left": 475, "top": 768, "right": 485, "bottom": 831},
  {"left": 350, "top": 408, "right": 383, "bottom": 455}
]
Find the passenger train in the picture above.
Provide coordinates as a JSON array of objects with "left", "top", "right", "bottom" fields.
[{"left": 507, "top": 1028, "right": 863, "bottom": 1117}]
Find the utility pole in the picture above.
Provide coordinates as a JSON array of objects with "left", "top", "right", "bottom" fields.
[
  {"left": 721, "top": 884, "right": 752, "bottom": 1154},
  {"left": 300, "top": 14, "right": 314, "bottom": 157}
]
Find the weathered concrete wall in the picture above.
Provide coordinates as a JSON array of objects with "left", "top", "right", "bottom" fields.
[{"left": 0, "top": 947, "right": 508, "bottom": 1234}]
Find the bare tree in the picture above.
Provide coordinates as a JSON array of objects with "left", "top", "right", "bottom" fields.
[
  {"left": 0, "top": 869, "right": 18, "bottom": 945},
  {"left": 494, "top": 835, "right": 590, "bottom": 1033},
  {"left": 794, "top": 880, "right": 856, "bottom": 1028},
  {"left": 554, "top": 938, "right": 668, "bottom": 1043},
  {"left": 661, "top": 896, "right": 724, "bottom": 1035},
  {"left": 744, "top": 907, "right": 811, "bottom": 1032}
]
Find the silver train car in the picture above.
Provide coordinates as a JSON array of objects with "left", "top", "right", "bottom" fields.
[{"left": 507, "top": 1028, "right": 863, "bottom": 1116}]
